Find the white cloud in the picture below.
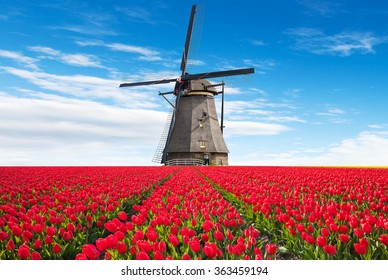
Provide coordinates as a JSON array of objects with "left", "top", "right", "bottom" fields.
[
  {"left": 0, "top": 92, "right": 167, "bottom": 165},
  {"left": 28, "top": 46, "right": 105, "bottom": 68},
  {"left": 233, "top": 131, "right": 388, "bottom": 166},
  {"left": 115, "top": 6, "right": 155, "bottom": 24},
  {"left": 0, "top": 49, "right": 38, "bottom": 70},
  {"left": 286, "top": 28, "right": 388, "bottom": 56},
  {"left": 298, "top": 0, "right": 340, "bottom": 17},
  {"left": 248, "top": 39, "right": 265, "bottom": 46},
  {"left": 225, "top": 121, "right": 290, "bottom": 136},
  {"left": 316, "top": 107, "right": 348, "bottom": 123},
  {"left": 1, "top": 66, "right": 162, "bottom": 109},
  {"left": 76, "top": 40, "right": 162, "bottom": 61}
]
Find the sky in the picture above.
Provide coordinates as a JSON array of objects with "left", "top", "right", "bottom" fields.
[{"left": 1, "top": 0, "right": 388, "bottom": 166}]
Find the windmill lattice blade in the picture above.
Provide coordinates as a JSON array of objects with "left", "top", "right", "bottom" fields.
[
  {"left": 119, "top": 78, "right": 177, "bottom": 87},
  {"left": 180, "top": 5, "right": 197, "bottom": 75},
  {"left": 183, "top": 68, "right": 255, "bottom": 81}
]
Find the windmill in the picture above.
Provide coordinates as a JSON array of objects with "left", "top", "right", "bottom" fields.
[{"left": 120, "top": 5, "right": 254, "bottom": 166}]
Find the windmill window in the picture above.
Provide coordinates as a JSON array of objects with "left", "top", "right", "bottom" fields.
[
  {"left": 199, "top": 140, "right": 206, "bottom": 148},
  {"left": 203, "top": 112, "right": 207, "bottom": 117},
  {"left": 198, "top": 118, "right": 204, "bottom": 128}
]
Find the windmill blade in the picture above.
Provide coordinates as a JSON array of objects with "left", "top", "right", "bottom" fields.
[
  {"left": 119, "top": 78, "right": 177, "bottom": 88},
  {"left": 180, "top": 5, "right": 197, "bottom": 75},
  {"left": 183, "top": 67, "right": 255, "bottom": 81}
]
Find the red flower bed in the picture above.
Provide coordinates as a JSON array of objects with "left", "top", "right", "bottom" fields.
[
  {"left": 198, "top": 166, "right": 388, "bottom": 259},
  {"left": 1, "top": 166, "right": 387, "bottom": 260},
  {"left": 0, "top": 167, "right": 177, "bottom": 259},
  {"left": 79, "top": 167, "right": 263, "bottom": 260}
]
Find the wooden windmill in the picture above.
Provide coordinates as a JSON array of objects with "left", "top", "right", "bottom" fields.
[{"left": 120, "top": 5, "right": 254, "bottom": 165}]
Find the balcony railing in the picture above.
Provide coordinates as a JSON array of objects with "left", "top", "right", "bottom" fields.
[{"left": 164, "top": 158, "right": 205, "bottom": 166}]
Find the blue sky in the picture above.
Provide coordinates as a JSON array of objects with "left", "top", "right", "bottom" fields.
[{"left": 1, "top": 0, "right": 387, "bottom": 166}]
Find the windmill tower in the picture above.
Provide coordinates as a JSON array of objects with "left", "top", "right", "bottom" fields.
[{"left": 120, "top": 5, "right": 254, "bottom": 165}]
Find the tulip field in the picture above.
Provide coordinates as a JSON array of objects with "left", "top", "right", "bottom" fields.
[{"left": 0, "top": 166, "right": 387, "bottom": 260}]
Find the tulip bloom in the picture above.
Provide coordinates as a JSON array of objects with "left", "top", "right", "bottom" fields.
[
  {"left": 75, "top": 253, "right": 88, "bottom": 260},
  {"left": 202, "top": 220, "right": 213, "bottom": 232},
  {"left": 18, "top": 245, "right": 30, "bottom": 259},
  {"left": 118, "top": 211, "right": 128, "bottom": 221},
  {"left": 324, "top": 245, "right": 337, "bottom": 256},
  {"left": 321, "top": 228, "right": 330, "bottom": 237},
  {"left": 168, "top": 234, "right": 179, "bottom": 247},
  {"left": 6, "top": 240, "right": 15, "bottom": 251},
  {"left": 339, "top": 234, "right": 350, "bottom": 243},
  {"left": 53, "top": 244, "right": 62, "bottom": 254},
  {"left": 146, "top": 230, "right": 158, "bottom": 242},
  {"left": 203, "top": 243, "right": 217, "bottom": 258},
  {"left": 189, "top": 240, "right": 201, "bottom": 253},
  {"left": 117, "top": 242, "right": 127, "bottom": 254},
  {"left": 379, "top": 234, "right": 388, "bottom": 246},
  {"left": 316, "top": 236, "right": 327, "bottom": 247},
  {"left": 266, "top": 244, "right": 277, "bottom": 255},
  {"left": 31, "top": 252, "right": 42, "bottom": 260},
  {"left": 136, "top": 251, "right": 150, "bottom": 260},
  {"left": 214, "top": 231, "right": 224, "bottom": 241},
  {"left": 354, "top": 243, "right": 368, "bottom": 255},
  {"left": 82, "top": 244, "right": 100, "bottom": 260}
]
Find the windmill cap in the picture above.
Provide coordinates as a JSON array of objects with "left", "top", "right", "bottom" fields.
[{"left": 189, "top": 79, "right": 219, "bottom": 95}]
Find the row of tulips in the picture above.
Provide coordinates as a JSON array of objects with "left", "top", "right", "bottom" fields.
[
  {"left": 77, "top": 167, "right": 275, "bottom": 260},
  {"left": 0, "top": 167, "right": 178, "bottom": 259},
  {"left": 197, "top": 166, "right": 388, "bottom": 259}
]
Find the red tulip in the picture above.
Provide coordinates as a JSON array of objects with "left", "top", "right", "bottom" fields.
[
  {"left": 75, "top": 253, "right": 88, "bottom": 260},
  {"left": 354, "top": 243, "right": 367, "bottom": 255},
  {"left": 18, "top": 244, "right": 30, "bottom": 259},
  {"left": 33, "top": 223, "right": 44, "bottom": 234},
  {"left": 339, "top": 234, "right": 350, "bottom": 243},
  {"left": 46, "top": 226, "right": 57, "bottom": 236},
  {"left": 45, "top": 235, "right": 53, "bottom": 245},
  {"left": 214, "top": 231, "right": 224, "bottom": 241},
  {"left": 189, "top": 240, "right": 201, "bottom": 253},
  {"left": 118, "top": 211, "right": 128, "bottom": 221},
  {"left": 117, "top": 242, "right": 127, "bottom": 254},
  {"left": 168, "top": 234, "right": 179, "bottom": 247},
  {"left": 146, "top": 230, "right": 158, "bottom": 242},
  {"left": 316, "top": 236, "right": 327, "bottom": 247},
  {"left": 323, "top": 244, "right": 337, "bottom": 256},
  {"left": 34, "top": 239, "right": 43, "bottom": 249},
  {"left": 136, "top": 251, "right": 150, "bottom": 260},
  {"left": 104, "top": 221, "right": 118, "bottom": 233},
  {"left": 96, "top": 238, "right": 108, "bottom": 251},
  {"left": 354, "top": 228, "right": 364, "bottom": 237},
  {"left": 153, "top": 250, "right": 164, "bottom": 260},
  {"left": 321, "top": 228, "right": 330, "bottom": 237},
  {"left": 202, "top": 220, "right": 213, "bottom": 232},
  {"left": 379, "top": 234, "right": 388, "bottom": 246},
  {"left": 31, "top": 252, "right": 42, "bottom": 260},
  {"left": 266, "top": 244, "right": 277, "bottom": 255},
  {"left": 53, "top": 244, "right": 62, "bottom": 254},
  {"left": 203, "top": 243, "right": 217, "bottom": 258},
  {"left": 6, "top": 240, "right": 15, "bottom": 251},
  {"left": 182, "top": 253, "right": 191, "bottom": 260},
  {"left": 201, "top": 233, "right": 209, "bottom": 242},
  {"left": 361, "top": 223, "right": 372, "bottom": 234},
  {"left": 0, "top": 231, "right": 9, "bottom": 241},
  {"left": 12, "top": 225, "right": 23, "bottom": 236},
  {"left": 82, "top": 244, "right": 100, "bottom": 260}
]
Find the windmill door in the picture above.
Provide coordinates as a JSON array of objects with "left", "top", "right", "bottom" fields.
[{"left": 204, "top": 154, "right": 210, "bottom": 165}]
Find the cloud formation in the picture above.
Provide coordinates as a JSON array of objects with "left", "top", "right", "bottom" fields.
[
  {"left": 286, "top": 28, "right": 388, "bottom": 56},
  {"left": 76, "top": 40, "right": 162, "bottom": 61},
  {"left": 0, "top": 92, "right": 166, "bottom": 165},
  {"left": 0, "top": 49, "right": 38, "bottom": 70},
  {"left": 28, "top": 46, "right": 105, "bottom": 68}
]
